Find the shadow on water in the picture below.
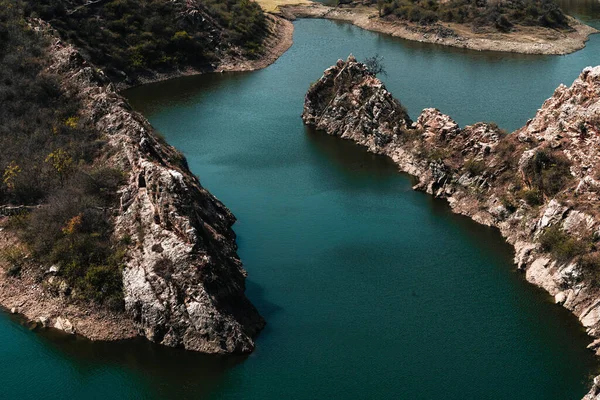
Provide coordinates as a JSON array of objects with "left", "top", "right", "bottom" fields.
[
  {"left": 328, "top": 19, "right": 552, "bottom": 63},
  {"left": 5, "top": 4, "right": 599, "bottom": 398},
  {"left": 304, "top": 126, "right": 600, "bottom": 383},
  {"left": 245, "top": 279, "right": 283, "bottom": 320},
  {"left": 559, "top": 0, "right": 600, "bottom": 24},
  {"left": 3, "top": 311, "right": 244, "bottom": 399},
  {"left": 125, "top": 72, "right": 252, "bottom": 117},
  {"left": 304, "top": 125, "right": 401, "bottom": 180}
]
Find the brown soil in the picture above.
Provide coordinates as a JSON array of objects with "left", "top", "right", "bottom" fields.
[{"left": 0, "top": 15, "right": 295, "bottom": 343}]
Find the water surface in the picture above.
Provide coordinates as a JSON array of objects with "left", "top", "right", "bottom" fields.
[{"left": 2, "top": 3, "right": 600, "bottom": 399}]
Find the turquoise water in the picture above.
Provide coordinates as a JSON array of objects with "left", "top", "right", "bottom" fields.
[{"left": 3, "top": 3, "right": 600, "bottom": 399}]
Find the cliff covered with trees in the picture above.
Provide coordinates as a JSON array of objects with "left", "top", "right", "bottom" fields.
[
  {"left": 24, "top": 0, "right": 269, "bottom": 86},
  {"left": 373, "top": 0, "right": 570, "bottom": 32},
  {"left": 0, "top": 0, "right": 283, "bottom": 352}
]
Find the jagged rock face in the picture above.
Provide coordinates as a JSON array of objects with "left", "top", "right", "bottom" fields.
[
  {"left": 46, "top": 32, "right": 264, "bottom": 353},
  {"left": 303, "top": 55, "right": 412, "bottom": 153},
  {"left": 517, "top": 67, "right": 600, "bottom": 198},
  {"left": 585, "top": 376, "right": 600, "bottom": 399},
  {"left": 304, "top": 57, "right": 600, "bottom": 396}
]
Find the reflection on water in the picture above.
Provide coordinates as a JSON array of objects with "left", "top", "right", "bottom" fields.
[{"left": 5, "top": 312, "right": 243, "bottom": 399}]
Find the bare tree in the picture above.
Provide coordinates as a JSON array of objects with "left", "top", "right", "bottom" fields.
[{"left": 364, "top": 54, "right": 387, "bottom": 77}]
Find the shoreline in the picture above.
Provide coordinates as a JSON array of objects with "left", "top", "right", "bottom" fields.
[
  {"left": 280, "top": 2, "right": 598, "bottom": 55},
  {"left": 0, "top": 225, "right": 139, "bottom": 341},
  {"left": 0, "top": 14, "right": 295, "bottom": 346},
  {"left": 302, "top": 57, "right": 600, "bottom": 397}
]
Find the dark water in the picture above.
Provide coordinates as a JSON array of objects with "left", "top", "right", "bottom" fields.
[{"left": 3, "top": 3, "right": 600, "bottom": 399}]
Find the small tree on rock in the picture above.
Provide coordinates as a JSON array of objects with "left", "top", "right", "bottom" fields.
[{"left": 364, "top": 54, "right": 387, "bottom": 77}]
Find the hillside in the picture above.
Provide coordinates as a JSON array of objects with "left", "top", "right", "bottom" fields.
[
  {"left": 24, "top": 0, "right": 269, "bottom": 86},
  {"left": 0, "top": 0, "right": 289, "bottom": 352}
]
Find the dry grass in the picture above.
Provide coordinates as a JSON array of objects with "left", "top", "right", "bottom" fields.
[{"left": 254, "top": 0, "right": 312, "bottom": 13}]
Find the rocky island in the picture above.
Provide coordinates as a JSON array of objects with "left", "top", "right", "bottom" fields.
[
  {"left": 303, "top": 55, "right": 600, "bottom": 398},
  {"left": 279, "top": 0, "right": 597, "bottom": 54},
  {"left": 0, "top": 0, "right": 292, "bottom": 353}
]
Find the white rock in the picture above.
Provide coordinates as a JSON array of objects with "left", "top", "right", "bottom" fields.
[
  {"left": 555, "top": 291, "right": 567, "bottom": 305},
  {"left": 54, "top": 317, "right": 75, "bottom": 334}
]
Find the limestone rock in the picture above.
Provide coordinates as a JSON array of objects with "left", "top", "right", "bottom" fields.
[
  {"left": 584, "top": 375, "right": 600, "bottom": 399},
  {"left": 37, "top": 316, "right": 49, "bottom": 328},
  {"left": 54, "top": 317, "right": 75, "bottom": 334}
]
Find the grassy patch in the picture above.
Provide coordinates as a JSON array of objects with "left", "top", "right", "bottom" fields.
[
  {"left": 0, "top": 2, "right": 128, "bottom": 309},
  {"left": 538, "top": 225, "right": 590, "bottom": 262}
]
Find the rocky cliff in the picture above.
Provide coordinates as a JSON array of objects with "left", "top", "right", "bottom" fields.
[
  {"left": 303, "top": 55, "right": 600, "bottom": 396},
  {"left": 3, "top": 23, "right": 265, "bottom": 354}
]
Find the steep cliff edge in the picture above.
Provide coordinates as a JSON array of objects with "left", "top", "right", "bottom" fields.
[
  {"left": 0, "top": 17, "right": 265, "bottom": 353},
  {"left": 61, "top": 29, "right": 265, "bottom": 353},
  {"left": 303, "top": 56, "right": 600, "bottom": 396}
]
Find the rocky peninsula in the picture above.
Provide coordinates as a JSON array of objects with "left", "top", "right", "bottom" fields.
[
  {"left": 280, "top": 1, "right": 597, "bottom": 55},
  {"left": 0, "top": 0, "right": 293, "bottom": 354},
  {"left": 303, "top": 55, "right": 600, "bottom": 397}
]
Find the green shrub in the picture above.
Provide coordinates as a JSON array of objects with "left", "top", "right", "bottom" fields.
[
  {"left": 539, "top": 225, "right": 590, "bottom": 261},
  {"left": 500, "top": 195, "right": 517, "bottom": 213},
  {"left": 517, "top": 188, "right": 544, "bottom": 206},
  {"left": 1, "top": 245, "right": 26, "bottom": 277},
  {"left": 523, "top": 149, "right": 572, "bottom": 196},
  {"left": 1, "top": 2, "right": 128, "bottom": 308},
  {"left": 464, "top": 158, "right": 486, "bottom": 176},
  {"left": 24, "top": 0, "right": 268, "bottom": 83},
  {"left": 580, "top": 252, "right": 600, "bottom": 287},
  {"left": 378, "top": 0, "right": 570, "bottom": 31},
  {"left": 79, "top": 264, "right": 123, "bottom": 305}
]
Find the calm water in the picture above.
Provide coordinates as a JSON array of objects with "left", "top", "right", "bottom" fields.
[{"left": 3, "top": 4, "right": 600, "bottom": 399}]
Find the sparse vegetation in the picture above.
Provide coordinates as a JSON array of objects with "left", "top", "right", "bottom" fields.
[
  {"left": 24, "top": 0, "right": 268, "bottom": 83},
  {"left": 374, "top": 0, "right": 570, "bottom": 32},
  {"left": 0, "top": 1, "right": 126, "bottom": 308},
  {"left": 464, "top": 158, "right": 486, "bottom": 176},
  {"left": 523, "top": 148, "right": 572, "bottom": 197},
  {"left": 364, "top": 54, "right": 387, "bottom": 76},
  {"left": 1, "top": 245, "right": 27, "bottom": 277},
  {"left": 581, "top": 252, "right": 600, "bottom": 287},
  {"left": 517, "top": 188, "right": 544, "bottom": 206},
  {"left": 538, "top": 225, "right": 590, "bottom": 262}
]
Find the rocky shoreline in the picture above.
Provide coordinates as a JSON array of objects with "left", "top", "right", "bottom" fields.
[
  {"left": 281, "top": 2, "right": 598, "bottom": 55},
  {"left": 302, "top": 55, "right": 600, "bottom": 398},
  {"left": 0, "top": 14, "right": 295, "bottom": 354}
]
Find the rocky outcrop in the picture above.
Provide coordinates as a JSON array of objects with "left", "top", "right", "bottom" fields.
[
  {"left": 15, "top": 24, "right": 266, "bottom": 354},
  {"left": 303, "top": 56, "right": 600, "bottom": 395}
]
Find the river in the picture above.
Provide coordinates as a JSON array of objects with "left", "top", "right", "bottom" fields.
[{"left": 3, "top": 2, "right": 600, "bottom": 399}]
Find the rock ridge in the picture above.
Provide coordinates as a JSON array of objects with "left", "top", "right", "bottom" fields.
[
  {"left": 303, "top": 55, "right": 600, "bottom": 397},
  {"left": 0, "top": 21, "right": 266, "bottom": 354}
]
